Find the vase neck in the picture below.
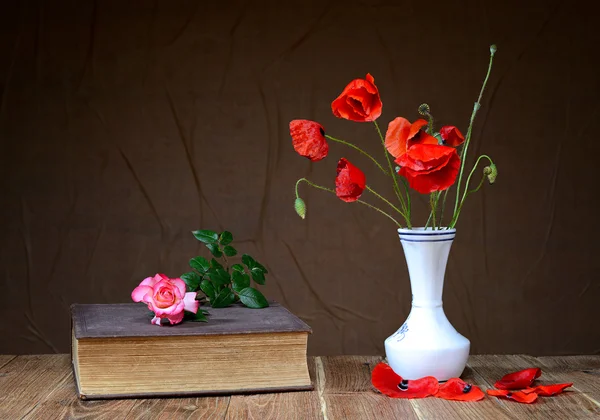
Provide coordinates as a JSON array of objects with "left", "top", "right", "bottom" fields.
[{"left": 398, "top": 229, "right": 455, "bottom": 308}]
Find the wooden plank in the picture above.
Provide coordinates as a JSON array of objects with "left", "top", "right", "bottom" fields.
[
  {"left": 0, "top": 355, "right": 72, "bottom": 419},
  {"left": 225, "top": 356, "right": 321, "bottom": 419},
  {"left": 319, "top": 355, "right": 382, "bottom": 393},
  {"left": 325, "top": 393, "right": 419, "bottom": 419},
  {"left": 407, "top": 361, "right": 512, "bottom": 420},
  {"left": 469, "top": 355, "right": 600, "bottom": 419},
  {"left": 535, "top": 355, "right": 600, "bottom": 409},
  {"left": 125, "top": 396, "right": 231, "bottom": 420},
  {"left": 0, "top": 355, "right": 15, "bottom": 369},
  {"left": 21, "top": 357, "right": 137, "bottom": 420}
]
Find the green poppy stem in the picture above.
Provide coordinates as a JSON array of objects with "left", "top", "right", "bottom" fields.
[
  {"left": 373, "top": 120, "right": 412, "bottom": 228},
  {"left": 452, "top": 46, "right": 496, "bottom": 225},
  {"left": 294, "top": 178, "right": 403, "bottom": 228},
  {"left": 325, "top": 135, "right": 388, "bottom": 176}
]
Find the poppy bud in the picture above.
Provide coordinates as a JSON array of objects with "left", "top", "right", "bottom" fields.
[
  {"left": 294, "top": 197, "right": 306, "bottom": 219},
  {"left": 484, "top": 163, "right": 497, "bottom": 184},
  {"left": 417, "top": 103, "right": 431, "bottom": 116},
  {"left": 490, "top": 44, "right": 497, "bottom": 56}
]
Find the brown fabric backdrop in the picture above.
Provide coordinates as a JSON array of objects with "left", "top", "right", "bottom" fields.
[{"left": 1, "top": 0, "right": 599, "bottom": 356}]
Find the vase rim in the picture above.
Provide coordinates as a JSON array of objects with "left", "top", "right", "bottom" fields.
[{"left": 397, "top": 227, "right": 456, "bottom": 234}]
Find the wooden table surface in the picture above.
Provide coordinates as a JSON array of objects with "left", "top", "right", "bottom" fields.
[{"left": 0, "top": 354, "right": 599, "bottom": 419}]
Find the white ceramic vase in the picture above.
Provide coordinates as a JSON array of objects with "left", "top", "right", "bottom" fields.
[{"left": 384, "top": 227, "right": 470, "bottom": 381}]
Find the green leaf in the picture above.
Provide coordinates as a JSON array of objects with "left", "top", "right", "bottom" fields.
[
  {"left": 206, "top": 243, "right": 223, "bottom": 258},
  {"left": 250, "top": 269, "right": 266, "bottom": 285},
  {"left": 242, "top": 254, "right": 268, "bottom": 285},
  {"left": 180, "top": 272, "right": 202, "bottom": 291},
  {"left": 184, "top": 310, "right": 208, "bottom": 322},
  {"left": 231, "top": 264, "right": 245, "bottom": 272},
  {"left": 219, "top": 231, "right": 233, "bottom": 245},
  {"left": 238, "top": 287, "right": 269, "bottom": 309},
  {"left": 210, "top": 258, "right": 224, "bottom": 270},
  {"left": 192, "top": 229, "right": 219, "bottom": 244},
  {"left": 189, "top": 256, "right": 210, "bottom": 273},
  {"left": 232, "top": 270, "right": 250, "bottom": 292},
  {"left": 200, "top": 280, "right": 216, "bottom": 301},
  {"left": 208, "top": 268, "right": 230, "bottom": 286},
  {"left": 223, "top": 245, "right": 237, "bottom": 257},
  {"left": 211, "top": 288, "right": 236, "bottom": 308}
]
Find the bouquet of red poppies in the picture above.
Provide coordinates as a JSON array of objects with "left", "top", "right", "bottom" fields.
[{"left": 291, "top": 45, "right": 498, "bottom": 229}]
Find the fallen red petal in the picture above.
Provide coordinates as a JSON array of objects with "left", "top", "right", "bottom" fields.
[
  {"left": 522, "top": 383, "right": 573, "bottom": 396},
  {"left": 487, "top": 389, "right": 538, "bottom": 404},
  {"left": 436, "top": 378, "right": 485, "bottom": 402},
  {"left": 494, "top": 367, "right": 542, "bottom": 390},
  {"left": 371, "top": 363, "right": 438, "bottom": 399}
]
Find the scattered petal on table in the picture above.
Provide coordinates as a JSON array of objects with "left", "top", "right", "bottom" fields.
[
  {"left": 371, "top": 363, "right": 438, "bottom": 398},
  {"left": 522, "top": 383, "right": 573, "bottom": 396},
  {"left": 487, "top": 389, "right": 538, "bottom": 404},
  {"left": 494, "top": 367, "right": 542, "bottom": 390},
  {"left": 436, "top": 378, "right": 485, "bottom": 402}
]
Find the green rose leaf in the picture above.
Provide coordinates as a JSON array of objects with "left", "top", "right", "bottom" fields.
[
  {"left": 189, "top": 256, "right": 210, "bottom": 273},
  {"left": 210, "top": 258, "right": 224, "bottom": 270},
  {"left": 231, "top": 264, "right": 245, "bottom": 272},
  {"left": 200, "top": 280, "right": 216, "bottom": 301},
  {"left": 232, "top": 270, "right": 250, "bottom": 292},
  {"left": 184, "top": 310, "right": 208, "bottom": 322},
  {"left": 192, "top": 229, "right": 219, "bottom": 244},
  {"left": 208, "top": 268, "right": 230, "bottom": 286},
  {"left": 211, "top": 288, "right": 236, "bottom": 308},
  {"left": 180, "top": 272, "right": 202, "bottom": 291},
  {"left": 237, "top": 287, "right": 269, "bottom": 309},
  {"left": 241, "top": 254, "right": 268, "bottom": 285},
  {"left": 219, "top": 231, "right": 233, "bottom": 245},
  {"left": 223, "top": 245, "right": 237, "bottom": 257},
  {"left": 206, "top": 243, "right": 223, "bottom": 258}
]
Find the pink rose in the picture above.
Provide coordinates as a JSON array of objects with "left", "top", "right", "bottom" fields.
[{"left": 131, "top": 273, "right": 199, "bottom": 326}]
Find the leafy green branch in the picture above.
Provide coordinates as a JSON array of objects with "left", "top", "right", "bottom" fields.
[{"left": 180, "top": 230, "right": 269, "bottom": 309}]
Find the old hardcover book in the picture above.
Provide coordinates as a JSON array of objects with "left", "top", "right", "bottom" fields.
[{"left": 71, "top": 302, "right": 312, "bottom": 399}]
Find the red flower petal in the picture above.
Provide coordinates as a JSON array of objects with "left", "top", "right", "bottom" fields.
[
  {"left": 385, "top": 118, "right": 437, "bottom": 158},
  {"left": 494, "top": 368, "right": 542, "bottom": 390},
  {"left": 487, "top": 389, "right": 538, "bottom": 404},
  {"left": 440, "top": 126, "right": 465, "bottom": 147},
  {"left": 332, "top": 74, "right": 382, "bottom": 122},
  {"left": 522, "top": 383, "right": 573, "bottom": 396},
  {"left": 371, "top": 363, "right": 438, "bottom": 399},
  {"left": 435, "top": 378, "right": 485, "bottom": 402},
  {"left": 335, "top": 158, "right": 366, "bottom": 202},
  {"left": 289, "top": 120, "right": 329, "bottom": 162},
  {"left": 396, "top": 144, "right": 460, "bottom": 194}
]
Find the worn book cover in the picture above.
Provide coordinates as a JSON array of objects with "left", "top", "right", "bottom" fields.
[{"left": 71, "top": 302, "right": 312, "bottom": 399}]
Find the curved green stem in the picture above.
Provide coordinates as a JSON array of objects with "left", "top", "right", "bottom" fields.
[
  {"left": 325, "top": 135, "right": 388, "bottom": 175},
  {"left": 295, "top": 178, "right": 402, "bottom": 227},
  {"left": 366, "top": 185, "right": 410, "bottom": 226},
  {"left": 452, "top": 49, "right": 496, "bottom": 222},
  {"left": 449, "top": 155, "right": 494, "bottom": 227},
  {"left": 373, "top": 121, "right": 412, "bottom": 228}
]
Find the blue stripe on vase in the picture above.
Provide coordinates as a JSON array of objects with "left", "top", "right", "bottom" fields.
[
  {"left": 400, "top": 238, "right": 455, "bottom": 243},
  {"left": 398, "top": 231, "right": 455, "bottom": 236}
]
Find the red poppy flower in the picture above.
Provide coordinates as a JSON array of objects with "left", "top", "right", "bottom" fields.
[
  {"left": 494, "top": 368, "right": 542, "bottom": 390},
  {"left": 371, "top": 363, "right": 438, "bottom": 399},
  {"left": 521, "top": 383, "right": 573, "bottom": 396},
  {"left": 331, "top": 74, "right": 382, "bottom": 122},
  {"left": 395, "top": 144, "right": 460, "bottom": 194},
  {"left": 439, "top": 126, "right": 465, "bottom": 147},
  {"left": 435, "top": 378, "right": 485, "bottom": 402},
  {"left": 289, "top": 120, "right": 329, "bottom": 162},
  {"left": 335, "top": 158, "right": 366, "bottom": 202},
  {"left": 385, "top": 117, "right": 437, "bottom": 158},
  {"left": 487, "top": 389, "right": 538, "bottom": 404}
]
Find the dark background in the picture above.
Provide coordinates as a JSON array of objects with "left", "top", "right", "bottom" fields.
[{"left": 1, "top": 0, "right": 599, "bottom": 356}]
